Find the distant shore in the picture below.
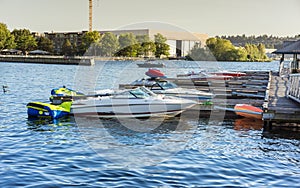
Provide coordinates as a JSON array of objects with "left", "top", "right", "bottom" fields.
[
  {"left": 0, "top": 54, "right": 275, "bottom": 65},
  {"left": 0, "top": 55, "right": 94, "bottom": 65},
  {"left": 0, "top": 55, "right": 170, "bottom": 65}
]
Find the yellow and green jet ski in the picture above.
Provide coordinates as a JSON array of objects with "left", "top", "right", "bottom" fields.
[
  {"left": 27, "top": 86, "right": 84, "bottom": 119},
  {"left": 27, "top": 101, "right": 72, "bottom": 119}
]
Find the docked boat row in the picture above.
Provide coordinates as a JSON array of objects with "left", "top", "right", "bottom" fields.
[
  {"left": 120, "top": 68, "right": 214, "bottom": 101},
  {"left": 129, "top": 78, "right": 214, "bottom": 101},
  {"left": 71, "top": 87, "right": 196, "bottom": 118},
  {"left": 27, "top": 69, "right": 263, "bottom": 120},
  {"left": 27, "top": 86, "right": 196, "bottom": 119},
  {"left": 177, "top": 70, "right": 246, "bottom": 81}
]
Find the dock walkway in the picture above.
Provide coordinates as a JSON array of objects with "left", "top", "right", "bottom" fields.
[{"left": 263, "top": 72, "right": 300, "bottom": 126}]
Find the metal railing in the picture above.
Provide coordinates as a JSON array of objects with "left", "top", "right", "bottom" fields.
[{"left": 288, "top": 73, "right": 300, "bottom": 103}]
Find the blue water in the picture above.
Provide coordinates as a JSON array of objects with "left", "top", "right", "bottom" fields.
[{"left": 1, "top": 60, "right": 300, "bottom": 187}]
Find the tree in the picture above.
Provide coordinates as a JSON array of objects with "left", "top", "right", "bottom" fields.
[
  {"left": 219, "top": 34, "right": 299, "bottom": 50},
  {"left": 245, "top": 43, "right": 259, "bottom": 61},
  {"left": 37, "top": 36, "right": 53, "bottom": 53},
  {"left": 186, "top": 42, "right": 215, "bottom": 61},
  {"left": 206, "top": 38, "right": 248, "bottom": 61},
  {"left": 257, "top": 43, "right": 267, "bottom": 60},
  {"left": 99, "top": 32, "right": 119, "bottom": 56},
  {"left": 206, "top": 38, "right": 235, "bottom": 61},
  {"left": 81, "top": 31, "right": 101, "bottom": 54},
  {"left": 12, "top": 29, "right": 37, "bottom": 54},
  {"left": 154, "top": 33, "right": 170, "bottom": 58},
  {"left": 72, "top": 43, "right": 78, "bottom": 56},
  {"left": 116, "top": 33, "right": 139, "bottom": 57},
  {"left": 61, "top": 39, "right": 74, "bottom": 56},
  {"left": 0, "top": 23, "right": 16, "bottom": 50},
  {"left": 226, "top": 48, "right": 247, "bottom": 61},
  {"left": 136, "top": 35, "right": 156, "bottom": 57}
]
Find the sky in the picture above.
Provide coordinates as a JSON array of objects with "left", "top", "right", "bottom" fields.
[{"left": 0, "top": 0, "right": 299, "bottom": 37}]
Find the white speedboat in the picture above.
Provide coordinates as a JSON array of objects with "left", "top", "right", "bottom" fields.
[
  {"left": 70, "top": 87, "right": 196, "bottom": 118},
  {"left": 130, "top": 78, "right": 214, "bottom": 101}
]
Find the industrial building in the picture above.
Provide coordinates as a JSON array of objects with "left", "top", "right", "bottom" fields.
[{"left": 44, "top": 29, "right": 209, "bottom": 57}]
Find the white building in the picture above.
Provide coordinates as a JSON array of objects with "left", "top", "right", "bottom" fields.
[{"left": 101, "top": 29, "right": 209, "bottom": 57}]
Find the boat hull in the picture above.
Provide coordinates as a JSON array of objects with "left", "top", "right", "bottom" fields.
[
  {"left": 191, "top": 75, "right": 233, "bottom": 81},
  {"left": 71, "top": 97, "right": 195, "bottom": 118},
  {"left": 234, "top": 104, "right": 263, "bottom": 119},
  {"left": 209, "top": 71, "right": 246, "bottom": 77},
  {"left": 27, "top": 102, "right": 71, "bottom": 119},
  {"left": 137, "top": 63, "right": 165, "bottom": 68}
]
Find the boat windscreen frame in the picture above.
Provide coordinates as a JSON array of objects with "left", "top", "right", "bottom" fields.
[
  {"left": 127, "top": 87, "right": 156, "bottom": 99},
  {"left": 150, "top": 81, "right": 178, "bottom": 90}
]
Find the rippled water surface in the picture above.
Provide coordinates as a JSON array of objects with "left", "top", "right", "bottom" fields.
[{"left": 1, "top": 60, "right": 300, "bottom": 187}]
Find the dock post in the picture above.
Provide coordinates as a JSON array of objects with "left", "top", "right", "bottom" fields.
[{"left": 263, "top": 120, "right": 272, "bottom": 130}]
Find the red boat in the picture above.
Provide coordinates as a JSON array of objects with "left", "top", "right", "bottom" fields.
[
  {"left": 234, "top": 104, "right": 263, "bottom": 119},
  {"left": 145, "top": 68, "right": 166, "bottom": 78}
]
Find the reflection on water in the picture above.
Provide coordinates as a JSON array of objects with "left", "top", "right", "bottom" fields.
[
  {"left": 75, "top": 116, "right": 198, "bottom": 167},
  {"left": 234, "top": 118, "right": 263, "bottom": 130},
  {"left": 27, "top": 116, "right": 76, "bottom": 132}
]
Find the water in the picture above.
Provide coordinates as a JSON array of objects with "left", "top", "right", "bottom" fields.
[{"left": 1, "top": 60, "right": 300, "bottom": 187}]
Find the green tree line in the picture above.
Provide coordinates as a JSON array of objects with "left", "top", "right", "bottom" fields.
[
  {"left": 0, "top": 23, "right": 170, "bottom": 57},
  {"left": 78, "top": 32, "right": 169, "bottom": 58},
  {"left": 187, "top": 38, "right": 268, "bottom": 62},
  {"left": 219, "top": 34, "right": 300, "bottom": 49}
]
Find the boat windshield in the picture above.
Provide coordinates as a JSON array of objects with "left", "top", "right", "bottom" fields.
[
  {"left": 113, "top": 87, "right": 156, "bottom": 99},
  {"left": 158, "top": 81, "right": 177, "bottom": 89},
  {"left": 130, "top": 87, "right": 155, "bottom": 98}
]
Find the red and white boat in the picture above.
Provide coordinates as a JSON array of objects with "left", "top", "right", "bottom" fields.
[
  {"left": 209, "top": 71, "right": 246, "bottom": 77},
  {"left": 177, "top": 70, "right": 245, "bottom": 80},
  {"left": 234, "top": 104, "right": 263, "bottom": 119},
  {"left": 190, "top": 72, "right": 233, "bottom": 81}
]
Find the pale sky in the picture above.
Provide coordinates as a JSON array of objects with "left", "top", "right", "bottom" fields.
[{"left": 0, "top": 0, "right": 299, "bottom": 37}]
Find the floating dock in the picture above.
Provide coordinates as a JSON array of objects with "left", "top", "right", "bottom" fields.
[
  {"left": 120, "top": 70, "right": 300, "bottom": 128},
  {"left": 0, "top": 55, "right": 94, "bottom": 66},
  {"left": 263, "top": 72, "right": 300, "bottom": 127}
]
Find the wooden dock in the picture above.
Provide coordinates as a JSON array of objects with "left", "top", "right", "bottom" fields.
[{"left": 263, "top": 72, "right": 300, "bottom": 127}]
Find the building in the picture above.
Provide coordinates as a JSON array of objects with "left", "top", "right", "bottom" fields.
[
  {"left": 44, "top": 31, "right": 86, "bottom": 55},
  {"left": 273, "top": 40, "right": 300, "bottom": 71},
  {"left": 44, "top": 29, "right": 209, "bottom": 56}
]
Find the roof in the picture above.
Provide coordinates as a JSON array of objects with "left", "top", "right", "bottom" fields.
[{"left": 273, "top": 40, "right": 300, "bottom": 54}]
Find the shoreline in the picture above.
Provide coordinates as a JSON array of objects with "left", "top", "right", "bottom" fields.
[
  {"left": 0, "top": 55, "right": 94, "bottom": 66},
  {"left": 0, "top": 54, "right": 276, "bottom": 65}
]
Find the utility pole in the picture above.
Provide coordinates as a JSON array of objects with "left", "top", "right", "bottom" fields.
[{"left": 89, "top": 0, "right": 93, "bottom": 31}]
